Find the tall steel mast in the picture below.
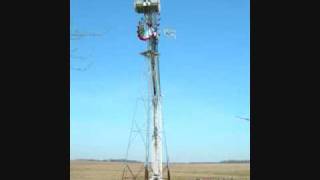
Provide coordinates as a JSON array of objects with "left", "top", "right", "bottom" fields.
[
  {"left": 134, "top": 1, "right": 162, "bottom": 179},
  {"left": 146, "top": 12, "right": 162, "bottom": 180}
]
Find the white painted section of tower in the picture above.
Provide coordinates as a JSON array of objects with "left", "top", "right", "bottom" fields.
[{"left": 151, "top": 94, "right": 163, "bottom": 180}]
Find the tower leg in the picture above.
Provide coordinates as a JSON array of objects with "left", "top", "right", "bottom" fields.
[{"left": 145, "top": 165, "right": 149, "bottom": 180}]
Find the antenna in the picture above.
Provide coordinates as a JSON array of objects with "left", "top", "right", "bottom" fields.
[
  {"left": 70, "top": 29, "right": 104, "bottom": 71},
  {"left": 163, "top": 28, "right": 176, "bottom": 39},
  {"left": 70, "top": 29, "right": 104, "bottom": 40},
  {"left": 236, "top": 116, "right": 250, "bottom": 121}
]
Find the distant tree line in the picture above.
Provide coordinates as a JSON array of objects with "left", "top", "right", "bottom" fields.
[
  {"left": 219, "top": 160, "right": 250, "bottom": 164},
  {"left": 73, "top": 159, "right": 141, "bottom": 163},
  {"left": 189, "top": 160, "right": 250, "bottom": 164}
]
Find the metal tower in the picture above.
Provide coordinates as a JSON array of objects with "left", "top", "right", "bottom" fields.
[
  {"left": 122, "top": 1, "right": 169, "bottom": 180},
  {"left": 136, "top": 1, "right": 166, "bottom": 180}
]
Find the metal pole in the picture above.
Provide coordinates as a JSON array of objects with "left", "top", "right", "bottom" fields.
[{"left": 145, "top": 12, "right": 162, "bottom": 180}]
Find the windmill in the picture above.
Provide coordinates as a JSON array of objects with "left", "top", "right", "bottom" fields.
[{"left": 122, "top": 1, "right": 170, "bottom": 180}]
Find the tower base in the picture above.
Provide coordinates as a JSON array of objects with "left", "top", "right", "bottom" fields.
[
  {"left": 122, "top": 164, "right": 170, "bottom": 180},
  {"left": 150, "top": 176, "right": 162, "bottom": 180}
]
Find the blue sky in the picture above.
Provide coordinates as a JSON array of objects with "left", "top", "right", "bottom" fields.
[{"left": 70, "top": 0, "right": 250, "bottom": 162}]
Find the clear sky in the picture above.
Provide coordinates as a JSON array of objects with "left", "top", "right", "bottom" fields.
[{"left": 70, "top": 0, "right": 250, "bottom": 162}]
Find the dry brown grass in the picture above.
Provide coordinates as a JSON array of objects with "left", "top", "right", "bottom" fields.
[{"left": 70, "top": 161, "right": 250, "bottom": 180}]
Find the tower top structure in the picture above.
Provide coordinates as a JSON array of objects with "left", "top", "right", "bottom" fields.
[{"left": 134, "top": 0, "right": 161, "bottom": 13}]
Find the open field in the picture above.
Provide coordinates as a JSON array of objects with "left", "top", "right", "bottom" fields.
[{"left": 70, "top": 161, "right": 250, "bottom": 180}]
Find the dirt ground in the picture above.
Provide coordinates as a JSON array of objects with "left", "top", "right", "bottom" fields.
[{"left": 70, "top": 161, "right": 250, "bottom": 180}]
